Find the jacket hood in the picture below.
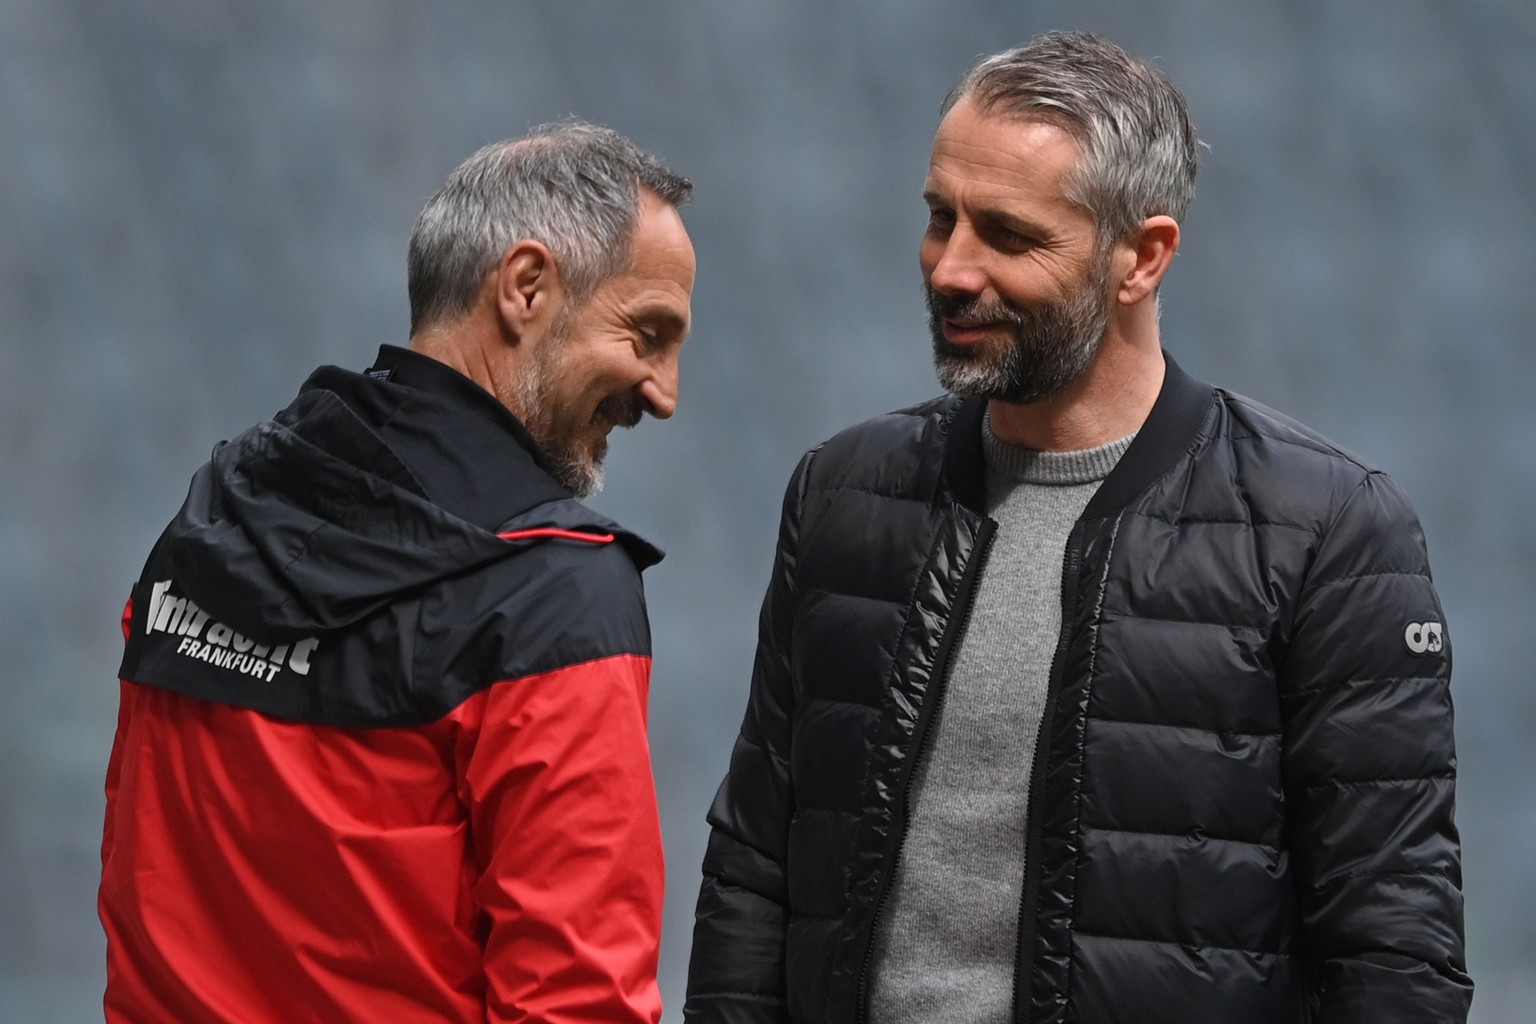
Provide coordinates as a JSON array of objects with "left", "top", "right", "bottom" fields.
[{"left": 162, "top": 361, "right": 660, "bottom": 642}]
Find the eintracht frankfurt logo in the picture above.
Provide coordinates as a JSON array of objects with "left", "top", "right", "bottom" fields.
[
  {"left": 144, "top": 580, "right": 319, "bottom": 682},
  {"left": 1403, "top": 621, "right": 1443, "bottom": 655}
]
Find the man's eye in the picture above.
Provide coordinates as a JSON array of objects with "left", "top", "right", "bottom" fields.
[{"left": 990, "top": 224, "right": 1040, "bottom": 250}]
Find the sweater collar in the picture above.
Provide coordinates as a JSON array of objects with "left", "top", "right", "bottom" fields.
[
  {"left": 981, "top": 408, "right": 1136, "bottom": 486},
  {"left": 943, "top": 351, "right": 1216, "bottom": 518}
]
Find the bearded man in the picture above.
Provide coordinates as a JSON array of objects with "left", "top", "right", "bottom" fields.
[
  {"left": 684, "top": 31, "right": 1471, "bottom": 1024},
  {"left": 100, "top": 121, "right": 694, "bottom": 1023}
]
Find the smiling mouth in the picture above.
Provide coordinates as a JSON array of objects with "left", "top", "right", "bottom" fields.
[
  {"left": 942, "top": 319, "right": 1004, "bottom": 344},
  {"left": 593, "top": 394, "right": 643, "bottom": 433}
]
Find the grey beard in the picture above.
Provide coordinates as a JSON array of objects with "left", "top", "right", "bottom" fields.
[
  {"left": 514, "top": 373, "right": 606, "bottom": 499},
  {"left": 927, "top": 264, "right": 1110, "bottom": 405},
  {"left": 511, "top": 331, "right": 642, "bottom": 500},
  {"left": 557, "top": 462, "right": 604, "bottom": 499},
  {"left": 540, "top": 436, "right": 606, "bottom": 500},
  {"left": 539, "top": 392, "right": 642, "bottom": 499},
  {"left": 504, "top": 331, "right": 602, "bottom": 499}
]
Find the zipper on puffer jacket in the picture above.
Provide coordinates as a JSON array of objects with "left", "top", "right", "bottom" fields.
[
  {"left": 854, "top": 516, "right": 998, "bottom": 1024},
  {"left": 1010, "top": 521, "right": 1088, "bottom": 1024}
]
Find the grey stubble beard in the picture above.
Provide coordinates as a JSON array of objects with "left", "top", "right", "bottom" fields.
[
  {"left": 503, "top": 312, "right": 608, "bottom": 499},
  {"left": 928, "top": 252, "right": 1112, "bottom": 406}
]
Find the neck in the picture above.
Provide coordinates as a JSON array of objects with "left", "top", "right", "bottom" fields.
[
  {"left": 986, "top": 334, "right": 1164, "bottom": 451},
  {"left": 407, "top": 320, "right": 518, "bottom": 410}
]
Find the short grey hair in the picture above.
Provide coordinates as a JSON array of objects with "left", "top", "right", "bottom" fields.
[
  {"left": 944, "top": 31, "right": 1199, "bottom": 247},
  {"left": 407, "top": 120, "right": 692, "bottom": 334}
]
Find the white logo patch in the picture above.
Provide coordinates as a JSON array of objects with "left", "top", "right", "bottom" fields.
[
  {"left": 144, "top": 580, "right": 320, "bottom": 683},
  {"left": 1403, "top": 621, "right": 1443, "bottom": 655}
]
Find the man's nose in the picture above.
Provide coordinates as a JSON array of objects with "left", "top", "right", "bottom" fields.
[
  {"left": 638, "top": 359, "right": 678, "bottom": 420},
  {"left": 925, "top": 228, "right": 988, "bottom": 298}
]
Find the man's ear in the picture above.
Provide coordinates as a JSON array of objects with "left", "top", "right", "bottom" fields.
[
  {"left": 494, "top": 240, "right": 565, "bottom": 342},
  {"left": 1116, "top": 215, "right": 1180, "bottom": 306}
]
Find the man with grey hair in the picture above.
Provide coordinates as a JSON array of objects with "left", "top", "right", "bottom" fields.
[
  {"left": 101, "top": 121, "right": 693, "bottom": 1022},
  {"left": 686, "top": 30, "right": 1470, "bottom": 1024}
]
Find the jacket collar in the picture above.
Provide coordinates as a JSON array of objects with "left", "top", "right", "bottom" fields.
[
  {"left": 941, "top": 351, "right": 1216, "bottom": 518},
  {"left": 356, "top": 346, "right": 664, "bottom": 568},
  {"left": 295, "top": 345, "right": 570, "bottom": 532}
]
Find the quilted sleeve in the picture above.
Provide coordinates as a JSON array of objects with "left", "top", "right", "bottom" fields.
[
  {"left": 683, "top": 452, "right": 814, "bottom": 1024},
  {"left": 1278, "top": 469, "right": 1473, "bottom": 1022}
]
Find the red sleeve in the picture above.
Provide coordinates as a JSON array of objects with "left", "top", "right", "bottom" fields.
[
  {"left": 101, "top": 599, "right": 136, "bottom": 869},
  {"left": 453, "top": 652, "right": 664, "bottom": 1024}
]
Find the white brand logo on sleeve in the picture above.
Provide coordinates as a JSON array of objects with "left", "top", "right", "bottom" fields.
[
  {"left": 1403, "top": 621, "right": 1443, "bottom": 655},
  {"left": 144, "top": 580, "right": 320, "bottom": 683}
]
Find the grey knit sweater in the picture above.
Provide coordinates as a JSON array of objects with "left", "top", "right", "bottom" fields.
[{"left": 868, "top": 413, "right": 1134, "bottom": 1023}]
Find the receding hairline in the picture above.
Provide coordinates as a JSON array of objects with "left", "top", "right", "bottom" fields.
[
  {"left": 942, "top": 86, "right": 1093, "bottom": 144},
  {"left": 929, "top": 95, "right": 1094, "bottom": 196}
]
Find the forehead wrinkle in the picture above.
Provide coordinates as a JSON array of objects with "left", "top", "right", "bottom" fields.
[
  {"left": 929, "top": 140, "right": 1073, "bottom": 199},
  {"left": 932, "top": 100, "right": 1085, "bottom": 186}
]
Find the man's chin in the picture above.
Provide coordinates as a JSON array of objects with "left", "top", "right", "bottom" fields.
[
  {"left": 935, "top": 356, "right": 1079, "bottom": 405},
  {"left": 931, "top": 327, "right": 1106, "bottom": 405},
  {"left": 556, "top": 459, "right": 604, "bottom": 499},
  {"left": 538, "top": 437, "right": 606, "bottom": 498},
  {"left": 932, "top": 341, "right": 1015, "bottom": 399},
  {"left": 938, "top": 373, "right": 1018, "bottom": 402},
  {"left": 570, "top": 469, "right": 604, "bottom": 499}
]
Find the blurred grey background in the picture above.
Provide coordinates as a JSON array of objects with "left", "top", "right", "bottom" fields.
[{"left": 2, "top": 1, "right": 1532, "bottom": 1020}]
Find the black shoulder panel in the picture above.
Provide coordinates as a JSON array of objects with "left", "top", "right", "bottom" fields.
[{"left": 119, "top": 531, "right": 650, "bottom": 728}]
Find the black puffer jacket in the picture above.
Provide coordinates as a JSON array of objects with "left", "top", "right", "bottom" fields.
[{"left": 685, "top": 355, "right": 1471, "bottom": 1023}]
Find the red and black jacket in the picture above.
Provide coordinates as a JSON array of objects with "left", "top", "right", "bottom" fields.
[{"left": 101, "top": 345, "right": 666, "bottom": 1023}]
